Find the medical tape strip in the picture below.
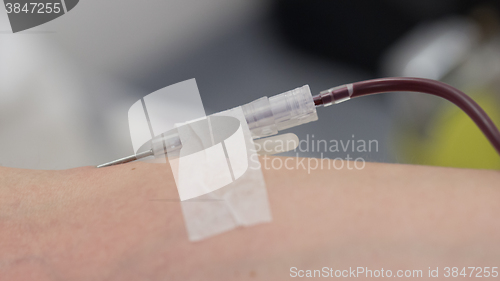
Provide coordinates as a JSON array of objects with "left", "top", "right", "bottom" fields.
[
  {"left": 128, "top": 79, "right": 272, "bottom": 241},
  {"left": 168, "top": 107, "right": 272, "bottom": 241}
]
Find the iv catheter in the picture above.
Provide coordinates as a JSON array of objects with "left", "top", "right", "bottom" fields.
[{"left": 97, "top": 77, "right": 500, "bottom": 168}]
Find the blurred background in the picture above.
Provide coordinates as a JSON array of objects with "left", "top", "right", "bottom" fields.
[{"left": 1, "top": 0, "right": 499, "bottom": 170}]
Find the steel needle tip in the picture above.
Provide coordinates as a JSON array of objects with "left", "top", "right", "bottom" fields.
[{"left": 97, "top": 149, "right": 154, "bottom": 168}]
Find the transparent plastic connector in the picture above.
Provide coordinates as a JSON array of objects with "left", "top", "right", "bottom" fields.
[
  {"left": 242, "top": 85, "right": 318, "bottom": 138},
  {"left": 241, "top": 96, "right": 278, "bottom": 138},
  {"left": 151, "top": 130, "right": 182, "bottom": 159},
  {"left": 144, "top": 85, "right": 318, "bottom": 159}
]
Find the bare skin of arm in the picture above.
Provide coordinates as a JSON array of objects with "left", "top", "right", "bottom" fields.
[{"left": 1, "top": 158, "right": 499, "bottom": 280}]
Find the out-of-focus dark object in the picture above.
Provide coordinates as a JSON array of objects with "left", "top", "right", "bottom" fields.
[{"left": 271, "top": 0, "right": 500, "bottom": 72}]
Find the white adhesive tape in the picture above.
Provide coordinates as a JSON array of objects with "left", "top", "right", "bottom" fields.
[
  {"left": 171, "top": 107, "right": 272, "bottom": 241},
  {"left": 128, "top": 79, "right": 272, "bottom": 241}
]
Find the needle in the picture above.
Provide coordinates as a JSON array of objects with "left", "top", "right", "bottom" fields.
[{"left": 97, "top": 149, "right": 154, "bottom": 168}]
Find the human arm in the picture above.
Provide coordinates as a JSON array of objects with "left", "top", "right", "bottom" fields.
[{"left": 1, "top": 158, "right": 499, "bottom": 280}]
